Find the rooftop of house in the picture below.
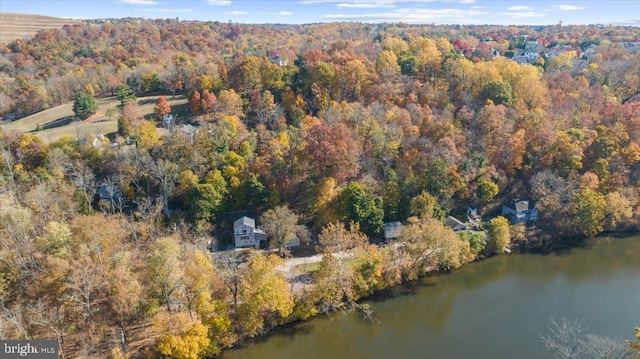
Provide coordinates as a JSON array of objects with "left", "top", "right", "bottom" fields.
[
  {"left": 445, "top": 215, "right": 466, "bottom": 228},
  {"left": 383, "top": 221, "right": 402, "bottom": 229},
  {"left": 505, "top": 199, "right": 532, "bottom": 212},
  {"left": 234, "top": 216, "right": 255, "bottom": 229}
]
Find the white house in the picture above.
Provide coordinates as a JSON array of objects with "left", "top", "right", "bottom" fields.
[
  {"left": 233, "top": 216, "right": 267, "bottom": 248},
  {"left": 501, "top": 199, "right": 538, "bottom": 223}
]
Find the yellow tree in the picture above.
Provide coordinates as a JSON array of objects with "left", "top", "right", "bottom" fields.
[
  {"left": 108, "top": 251, "right": 142, "bottom": 353},
  {"left": 311, "top": 222, "right": 375, "bottom": 312},
  {"left": 237, "top": 255, "right": 293, "bottom": 337},
  {"left": 182, "top": 250, "right": 232, "bottom": 354},
  {"left": 217, "top": 89, "right": 244, "bottom": 118},
  {"left": 410, "top": 36, "right": 441, "bottom": 81},
  {"left": 154, "top": 312, "right": 211, "bottom": 359},
  {"left": 147, "top": 235, "right": 184, "bottom": 312},
  {"left": 487, "top": 216, "right": 510, "bottom": 254},
  {"left": 399, "top": 217, "right": 472, "bottom": 279},
  {"left": 375, "top": 50, "right": 400, "bottom": 77}
]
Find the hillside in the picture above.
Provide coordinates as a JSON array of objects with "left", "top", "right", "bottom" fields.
[
  {"left": 0, "top": 17, "right": 638, "bottom": 359},
  {"left": 0, "top": 12, "right": 79, "bottom": 44}
]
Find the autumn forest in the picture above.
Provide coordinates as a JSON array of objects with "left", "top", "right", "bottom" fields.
[{"left": 0, "top": 18, "right": 639, "bottom": 358}]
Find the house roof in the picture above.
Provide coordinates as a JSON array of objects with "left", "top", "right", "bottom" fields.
[
  {"left": 505, "top": 199, "right": 531, "bottom": 212},
  {"left": 445, "top": 215, "right": 466, "bottom": 229},
  {"left": 234, "top": 216, "right": 255, "bottom": 229},
  {"left": 383, "top": 221, "right": 401, "bottom": 230}
]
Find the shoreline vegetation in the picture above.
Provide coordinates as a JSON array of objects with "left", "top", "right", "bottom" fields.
[
  {"left": 221, "top": 228, "right": 640, "bottom": 357},
  {"left": 0, "top": 16, "right": 638, "bottom": 359}
]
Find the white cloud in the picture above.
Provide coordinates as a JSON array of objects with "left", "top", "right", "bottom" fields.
[
  {"left": 156, "top": 8, "right": 194, "bottom": 12},
  {"left": 300, "top": 0, "right": 436, "bottom": 5},
  {"left": 458, "top": 0, "right": 476, "bottom": 4},
  {"left": 277, "top": 11, "right": 294, "bottom": 15},
  {"left": 508, "top": 5, "right": 533, "bottom": 11},
  {"left": 550, "top": 5, "right": 586, "bottom": 10},
  {"left": 134, "top": 8, "right": 194, "bottom": 13},
  {"left": 336, "top": 2, "right": 396, "bottom": 8},
  {"left": 206, "top": 0, "right": 232, "bottom": 5},
  {"left": 498, "top": 11, "right": 546, "bottom": 18},
  {"left": 225, "top": 10, "right": 248, "bottom": 15},
  {"left": 119, "top": 0, "right": 158, "bottom": 5},
  {"left": 323, "top": 7, "right": 489, "bottom": 24}
]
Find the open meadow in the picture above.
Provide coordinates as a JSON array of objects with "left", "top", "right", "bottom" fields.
[
  {"left": 0, "top": 95, "right": 189, "bottom": 143},
  {"left": 0, "top": 12, "right": 78, "bottom": 43}
]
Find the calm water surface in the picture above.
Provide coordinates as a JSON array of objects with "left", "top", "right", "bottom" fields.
[{"left": 224, "top": 236, "right": 640, "bottom": 359}]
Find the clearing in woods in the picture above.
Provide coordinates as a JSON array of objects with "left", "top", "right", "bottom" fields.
[{"left": 1, "top": 95, "right": 189, "bottom": 143}]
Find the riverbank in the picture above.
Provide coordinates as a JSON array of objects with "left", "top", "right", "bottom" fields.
[
  {"left": 222, "top": 234, "right": 640, "bottom": 359},
  {"left": 219, "top": 227, "right": 640, "bottom": 357}
]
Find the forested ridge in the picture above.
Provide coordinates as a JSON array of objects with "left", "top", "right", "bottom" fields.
[{"left": 0, "top": 18, "right": 639, "bottom": 358}]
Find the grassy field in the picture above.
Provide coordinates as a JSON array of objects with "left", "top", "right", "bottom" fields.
[
  {"left": 0, "top": 13, "right": 79, "bottom": 43},
  {"left": 1, "top": 95, "right": 189, "bottom": 143}
]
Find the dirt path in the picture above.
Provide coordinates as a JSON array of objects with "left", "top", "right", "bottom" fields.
[{"left": 275, "top": 254, "right": 323, "bottom": 280}]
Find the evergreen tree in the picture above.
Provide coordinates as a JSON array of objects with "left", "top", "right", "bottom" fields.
[{"left": 72, "top": 91, "right": 98, "bottom": 120}]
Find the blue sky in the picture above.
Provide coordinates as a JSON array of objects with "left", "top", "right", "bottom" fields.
[{"left": 1, "top": 0, "right": 638, "bottom": 26}]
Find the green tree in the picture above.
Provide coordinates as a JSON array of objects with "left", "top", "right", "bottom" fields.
[
  {"left": 72, "top": 91, "right": 98, "bottom": 120},
  {"left": 409, "top": 191, "right": 444, "bottom": 220},
  {"left": 193, "top": 170, "right": 227, "bottom": 223},
  {"left": 398, "top": 52, "right": 417, "bottom": 75},
  {"left": 339, "top": 182, "right": 384, "bottom": 236},
  {"left": 115, "top": 84, "right": 136, "bottom": 107},
  {"left": 487, "top": 216, "right": 510, "bottom": 254},
  {"left": 573, "top": 188, "right": 606, "bottom": 237},
  {"left": 420, "top": 157, "right": 455, "bottom": 204},
  {"left": 480, "top": 80, "right": 513, "bottom": 106}
]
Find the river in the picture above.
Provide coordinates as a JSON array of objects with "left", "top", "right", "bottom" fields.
[{"left": 223, "top": 235, "right": 640, "bottom": 359}]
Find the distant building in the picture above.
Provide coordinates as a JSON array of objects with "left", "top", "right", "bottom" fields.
[
  {"left": 501, "top": 199, "right": 538, "bottom": 223},
  {"left": 383, "top": 221, "right": 402, "bottom": 240},
  {"left": 233, "top": 216, "right": 266, "bottom": 248}
]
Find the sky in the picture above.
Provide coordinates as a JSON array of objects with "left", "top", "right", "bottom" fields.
[{"left": 1, "top": 0, "right": 638, "bottom": 26}]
